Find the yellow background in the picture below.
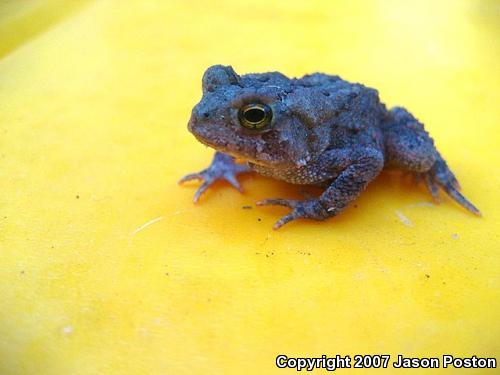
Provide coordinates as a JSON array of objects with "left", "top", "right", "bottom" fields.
[{"left": 0, "top": 0, "right": 499, "bottom": 374}]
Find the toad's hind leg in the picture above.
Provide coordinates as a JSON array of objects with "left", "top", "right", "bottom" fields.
[{"left": 382, "top": 107, "right": 481, "bottom": 216}]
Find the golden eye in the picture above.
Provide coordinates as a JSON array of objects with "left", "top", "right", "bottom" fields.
[{"left": 238, "top": 103, "right": 272, "bottom": 130}]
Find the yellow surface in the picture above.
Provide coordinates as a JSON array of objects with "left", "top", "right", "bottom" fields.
[{"left": 0, "top": 0, "right": 499, "bottom": 374}]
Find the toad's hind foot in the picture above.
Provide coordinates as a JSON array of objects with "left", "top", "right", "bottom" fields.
[
  {"left": 179, "top": 152, "right": 250, "bottom": 203},
  {"left": 423, "top": 157, "right": 481, "bottom": 216}
]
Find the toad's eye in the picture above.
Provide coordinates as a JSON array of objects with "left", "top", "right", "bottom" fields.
[{"left": 238, "top": 103, "right": 272, "bottom": 130}]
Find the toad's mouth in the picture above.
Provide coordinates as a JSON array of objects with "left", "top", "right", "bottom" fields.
[
  {"left": 188, "top": 120, "right": 292, "bottom": 168},
  {"left": 191, "top": 128, "right": 262, "bottom": 165}
]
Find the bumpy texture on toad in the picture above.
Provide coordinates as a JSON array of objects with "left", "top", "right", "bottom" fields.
[{"left": 180, "top": 65, "right": 481, "bottom": 229}]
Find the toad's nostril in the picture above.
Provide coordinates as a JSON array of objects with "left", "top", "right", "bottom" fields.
[{"left": 203, "top": 112, "right": 210, "bottom": 118}]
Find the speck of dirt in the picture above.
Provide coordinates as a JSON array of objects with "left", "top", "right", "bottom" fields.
[
  {"left": 76, "top": 195, "right": 80, "bottom": 199},
  {"left": 20, "top": 270, "right": 25, "bottom": 274},
  {"left": 61, "top": 326, "right": 74, "bottom": 335},
  {"left": 257, "top": 218, "right": 261, "bottom": 222},
  {"left": 451, "top": 233, "right": 459, "bottom": 240},
  {"left": 425, "top": 274, "right": 430, "bottom": 278},
  {"left": 395, "top": 210, "right": 413, "bottom": 227},
  {"left": 242, "top": 205, "right": 252, "bottom": 209},
  {"left": 165, "top": 273, "right": 169, "bottom": 276},
  {"left": 354, "top": 204, "right": 358, "bottom": 208}
]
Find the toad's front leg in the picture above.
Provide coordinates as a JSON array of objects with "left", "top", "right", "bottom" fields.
[
  {"left": 179, "top": 151, "right": 250, "bottom": 203},
  {"left": 257, "top": 148, "right": 384, "bottom": 229}
]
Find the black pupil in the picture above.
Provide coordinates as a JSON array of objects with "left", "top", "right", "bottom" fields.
[{"left": 244, "top": 107, "right": 265, "bottom": 123}]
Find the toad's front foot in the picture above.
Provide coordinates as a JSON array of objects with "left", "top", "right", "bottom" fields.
[
  {"left": 256, "top": 198, "right": 330, "bottom": 230},
  {"left": 179, "top": 152, "right": 250, "bottom": 203}
]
